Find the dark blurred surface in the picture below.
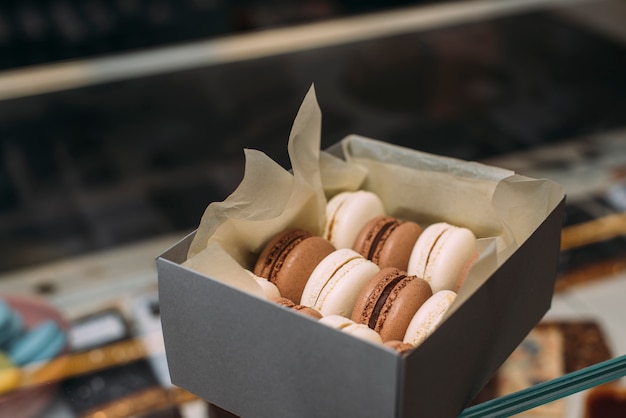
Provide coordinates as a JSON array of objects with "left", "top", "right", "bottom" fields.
[
  {"left": 0, "top": 0, "right": 423, "bottom": 70},
  {"left": 1, "top": 1, "right": 626, "bottom": 272}
]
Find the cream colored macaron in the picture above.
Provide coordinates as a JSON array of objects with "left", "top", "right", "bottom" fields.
[
  {"left": 403, "top": 290, "right": 456, "bottom": 347},
  {"left": 245, "top": 270, "right": 282, "bottom": 300},
  {"left": 324, "top": 191, "right": 385, "bottom": 249},
  {"left": 407, "top": 222, "right": 477, "bottom": 293},
  {"left": 301, "top": 249, "right": 380, "bottom": 317},
  {"left": 319, "top": 315, "right": 382, "bottom": 344}
]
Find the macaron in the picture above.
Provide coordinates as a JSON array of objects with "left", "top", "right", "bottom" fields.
[
  {"left": 383, "top": 340, "right": 415, "bottom": 355},
  {"left": 271, "top": 297, "right": 323, "bottom": 320},
  {"left": 254, "top": 229, "right": 335, "bottom": 303},
  {"left": 7, "top": 320, "right": 66, "bottom": 366},
  {"left": 244, "top": 270, "right": 282, "bottom": 300},
  {"left": 351, "top": 267, "right": 433, "bottom": 342},
  {"left": 0, "top": 351, "right": 21, "bottom": 395},
  {"left": 407, "top": 222, "right": 478, "bottom": 293},
  {"left": 300, "top": 249, "right": 380, "bottom": 317},
  {"left": 319, "top": 315, "right": 382, "bottom": 344},
  {"left": 353, "top": 215, "right": 423, "bottom": 271},
  {"left": 403, "top": 290, "right": 457, "bottom": 347},
  {"left": 323, "top": 190, "right": 386, "bottom": 249},
  {"left": 0, "top": 299, "right": 12, "bottom": 332},
  {"left": 0, "top": 301, "right": 23, "bottom": 348}
]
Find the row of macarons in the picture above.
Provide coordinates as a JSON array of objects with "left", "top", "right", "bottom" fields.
[
  {"left": 245, "top": 190, "right": 479, "bottom": 352},
  {"left": 264, "top": 275, "right": 457, "bottom": 355},
  {"left": 0, "top": 299, "right": 66, "bottom": 394}
]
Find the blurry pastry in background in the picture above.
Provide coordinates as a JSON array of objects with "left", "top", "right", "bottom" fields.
[
  {"left": 585, "top": 382, "right": 626, "bottom": 418},
  {"left": 471, "top": 321, "right": 613, "bottom": 415}
]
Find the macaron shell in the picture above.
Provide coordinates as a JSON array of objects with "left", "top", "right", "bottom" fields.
[
  {"left": 315, "top": 259, "right": 379, "bottom": 317},
  {"left": 352, "top": 216, "right": 400, "bottom": 262},
  {"left": 246, "top": 271, "right": 282, "bottom": 300},
  {"left": 0, "top": 310, "right": 22, "bottom": 348},
  {"left": 301, "top": 248, "right": 362, "bottom": 308},
  {"left": 376, "top": 274, "right": 432, "bottom": 342},
  {"left": 351, "top": 268, "right": 396, "bottom": 325},
  {"left": 323, "top": 192, "right": 349, "bottom": 235},
  {"left": 407, "top": 223, "right": 477, "bottom": 293},
  {"left": 0, "top": 295, "right": 70, "bottom": 418},
  {"left": 308, "top": 251, "right": 380, "bottom": 317},
  {"left": 291, "top": 305, "right": 323, "bottom": 320},
  {"left": 0, "top": 300, "right": 12, "bottom": 333},
  {"left": 324, "top": 191, "right": 385, "bottom": 249},
  {"left": 383, "top": 340, "right": 414, "bottom": 355},
  {"left": 272, "top": 297, "right": 323, "bottom": 320},
  {"left": 424, "top": 226, "right": 477, "bottom": 293},
  {"left": 403, "top": 290, "right": 457, "bottom": 347},
  {"left": 318, "top": 314, "right": 355, "bottom": 330},
  {"left": 271, "top": 297, "right": 296, "bottom": 308},
  {"left": 273, "top": 235, "right": 335, "bottom": 303},
  {"left": 254, "top": 229, "right": 335, "bottom": 303},
  {"left": 351, "top": 267, "right": 432, "bottom": 342},
  {"left": 342, "top": 323, "right": 383, "bottom": 344},
  {"left": 255, "top": 278, "right": 281, "bottom": 300},
  {"left": 7, "top": 320, "right": 64, "bottom": 366},
  {"left": 318, "top": 315, "right": 383, "bottom": 344},
  {"left": 253, "top": 229, "right": 312, "bottom": 280},
  {"left": 377, "top": 221, "right": 423, "bottom": 271},
  {"left": 407, "top": 222, "right": 451, "bottom": 279},
  {"left": 28, "top": 330, "right": 66, "bottom": 364}
]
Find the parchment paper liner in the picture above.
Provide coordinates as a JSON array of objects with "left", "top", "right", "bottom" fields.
[{"left": 182, "top": 86, "right": 563, "bottom": 315}]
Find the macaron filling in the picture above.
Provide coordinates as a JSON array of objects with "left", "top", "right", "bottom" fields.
[
  {"left": 421, "top": 227, "right": 448, "bottom": 279},
  {"left": 301, "top": 250, "right": 362, "bottom": 308},
  {"left": 324, "top": 199, "right": 346, "bottom": 245},
  {"left": 369, "top": 274, "right": 407, "bottom": 330},
  {"left": 257, "top": 230, "right": 311, "bottom": 281},
  {"left": 312, "top": 253, "right": 360, "bottom": 306},
  {"left": 311, "top": 256, "right": 361, "bottom": 308},
  {"left": 367, "top": 221, "right": 399, "bottom": 262}
]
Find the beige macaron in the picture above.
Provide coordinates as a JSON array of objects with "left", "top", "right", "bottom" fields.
[
  {"left": 407, "top": 222, "right": 477, "bottom": 293},
  {"left": 324, "top": 191, "right": 386, "bottom": 249},
  {"left": 300, "top": 249, "right": 380, "bottom": 318},
  {"left": 319, "top": 315, "right": 383, "bottom": 344},
  {"left": 403, "top": 290, "right": 457, "bottom": 347}
]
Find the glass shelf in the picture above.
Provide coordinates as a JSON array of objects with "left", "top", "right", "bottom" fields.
[{"left": 461, "top": 355, "right": 626, "bottom": 417}]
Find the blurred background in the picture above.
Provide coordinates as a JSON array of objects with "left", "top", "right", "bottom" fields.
[
  {"left": 1, "top": 0, "right": 625, "bottom": 273},
  {"left": 0, "top": 0, "right": 625, "bottom": 417}
]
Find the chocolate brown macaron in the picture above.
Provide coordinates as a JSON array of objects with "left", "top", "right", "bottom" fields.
[
  {"left": 384, "top": 340, "right": 415, "bottom": 355},
  {"left": 272, "top": 297, "right": 323, "bottom": 320},
  {"left": 353, "top": 216, "right": 422, "bottom": 271},
  {"left": 254, "top": 229, "right": 335, "bottom": 303},
  {"left": 351, "top": 267, "right": 432, "bottom": 342}
]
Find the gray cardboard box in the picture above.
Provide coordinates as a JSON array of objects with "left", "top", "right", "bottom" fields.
[{"left": 158, "top": 138, "right": 565, "bottom": 418}]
